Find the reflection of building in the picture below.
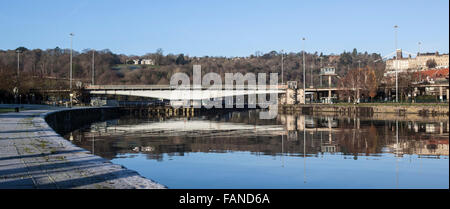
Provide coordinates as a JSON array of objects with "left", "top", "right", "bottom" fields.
[
  {"left": 321, "top": 145, "right": 336, "bottom": 153},
  {"left": 133, "top": 146, "right": 155, "bottom": 152},
  {"left": 70, "top": 111, "right": 449, "bottom": 161},
  {"left": 388, "top": 140, "right": 449, "bottom": 156}
]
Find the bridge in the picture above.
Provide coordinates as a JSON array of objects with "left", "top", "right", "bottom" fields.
[
  {"left": 84, "top": 84, "right": 351, "bottom": 105},
  {"left": 85, "top": 84, "right": 288, "bottom": 101},
  {"left": 31, "top": 84, "right": 353, "bottom": 106}
]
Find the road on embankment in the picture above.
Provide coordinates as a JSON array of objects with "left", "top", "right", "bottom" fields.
[{"left": 0, "top": 104, "right": 165, "bottom": 189}]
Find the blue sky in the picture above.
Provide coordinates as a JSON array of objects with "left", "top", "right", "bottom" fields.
[{"left": 0, "top": 0, "right": 448, "bottom": 57}]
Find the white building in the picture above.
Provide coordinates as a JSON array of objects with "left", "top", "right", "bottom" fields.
[
  {"left": 385, "top": 49, "right": 449, "bottom": 76},
  {"left": 141, "top": 59, "right": 154, "bottom": 65},
  {"left": 133, "top": 58, "right": 155, "bottom": 65}
]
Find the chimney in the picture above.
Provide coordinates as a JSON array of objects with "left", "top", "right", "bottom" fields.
[{"left": 435, "top": 51, "right": 439, "bottom": 56}]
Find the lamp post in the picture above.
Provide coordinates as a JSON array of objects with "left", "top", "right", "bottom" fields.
[
  {"left": 418, "top": 41, "right": 421, "bottom": 69},
  {"left": 92, "top": 49, "right": 95, "bottom": 85},
  {"left": 394, "top": 25, "right": 398, "bottom": 103},
  {"left": 319, "top": 56, "right": 323, "bottom": 87},
  {"left": 69, "top": 93, "right": 73, "bottom": 108},
  {"left": 16, "top": 50, "right": 21, "bottom": 81},
  {"left": 69, "top": 33, "right": 74, "bottom": 90},
  {"left": 281, "top": 50, "right": 284, "bottom": 85},
  {"left": 302, "top": 37, "right": 306, "bottom": 104},
  {"left": 418, "top": 42, "right": 421, "bottom": 57},
  {"left": 310, "top": 63, "right": 313, "bottom": 88},
  {"left": 418, "top": 42, "right": 422, "bottom": 81},
  {"left": 15, "top": 49, "right": 22, "bottom": 105}
]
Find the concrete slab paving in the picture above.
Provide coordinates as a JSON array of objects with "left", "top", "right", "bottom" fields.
[{"left": 0, "top": 105, "right": 165, "bottom": 189}]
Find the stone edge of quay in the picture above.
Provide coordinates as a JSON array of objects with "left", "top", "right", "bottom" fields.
[{"left": 39, "top": 106, "right": 167, "bottom": 189}]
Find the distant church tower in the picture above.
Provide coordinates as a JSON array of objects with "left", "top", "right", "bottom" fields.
[{"left": 396, "top": 49, "right": 403, "bottom": 59}]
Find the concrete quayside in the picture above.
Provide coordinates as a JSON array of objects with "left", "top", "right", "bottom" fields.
[{"left": 0, "top": 105, "right": 165, "bottom": 189}]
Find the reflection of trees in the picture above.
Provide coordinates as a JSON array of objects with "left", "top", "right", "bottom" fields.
[
  {"left": 335, "top": 124, "right": 383, "bottom": 156},
  {"left": 67, "top": 114, "right": 449, "bottom": 161}
]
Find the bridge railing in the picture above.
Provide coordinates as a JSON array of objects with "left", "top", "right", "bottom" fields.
[
  {"left": 118, "top": 100, "right": 169, "bottom": 107},
  {"left": 86, "top": 84, "right": 287, "bottom": 90}
]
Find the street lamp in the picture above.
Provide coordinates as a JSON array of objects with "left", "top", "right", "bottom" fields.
[
  {"left": 69, "top": 93, "right": 73, "bottom": 108},
  {"left": 15, "top": 49, "right": 21, "bottom": 81},
  {"left": 281, "top": 50, "right": 284, "bottom": 85},
  {"left": 418, "top": 42, "right": 421, "bottom": 57},
  {"left": 310, "top": 64, "right": 313, "bottom": 88},
  {"left": 394, "top": 25, "right": 398, "bottom": 103},
  {"left": 418, "top": 42, "right": 422, "bottom": 81},
  {"left": 319, "top": 56, "right": 323, "bottom": 87},
  {"left": 92, "top": 49, "right": 95, "bottom": 85},
  {"left": 302, "top": 37, "right": 306, "bottom": 104},
  {"left": 69, "top": 33, "right": 74, "bottom": 90},
  {"left": 15, "top": 49, "right": 22, "bottom": 105}
]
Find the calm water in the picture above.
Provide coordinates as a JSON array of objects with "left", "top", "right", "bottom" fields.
[{"left": 65, "top": 110, "right": 449, "bottom": 189}]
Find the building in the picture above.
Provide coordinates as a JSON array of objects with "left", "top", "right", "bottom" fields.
[
  {"left": 415, "top": 68, "right": 449, "bottom": 83},
  {"left": 133, "top": 58, "right": 155, "bottom": 65},
  {"left": 141, "top": 59, "right": 154, "bottom": 65},
  {"left": 385, "top": 49, "right": 449, "bottom": 76},
  {"left": 414, "top": 52, "right": 449, "bottom": 69},
  {"left": 320, "top": 67, "right": 336, "bottom": 75},
  {"left": 319, "top": 67, "right": 337, "bottom": 87}
]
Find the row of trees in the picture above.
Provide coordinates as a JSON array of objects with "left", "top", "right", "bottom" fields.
[
  {"left": 0, "top": 47, "right": 386, "bottom": 103},
  {"left": 338, "top": 66, "right": 378, "bottom": 102}
]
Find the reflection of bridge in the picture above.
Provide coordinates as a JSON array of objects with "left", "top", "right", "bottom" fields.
[{"left": 90, "top": 119, "right": 284, "bottom": 137}]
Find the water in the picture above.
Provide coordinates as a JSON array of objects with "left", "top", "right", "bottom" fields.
[{"left": 64, "top": 110, "right": 449, "bottom": 189}]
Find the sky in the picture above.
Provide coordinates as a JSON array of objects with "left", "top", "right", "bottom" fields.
[{"left": 0, "top": 0, "right": 448, "bottom": 57}]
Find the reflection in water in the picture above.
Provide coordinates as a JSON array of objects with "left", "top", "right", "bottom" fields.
[{"left": 65, "top": 110, "right": 449, "bottom": 189}]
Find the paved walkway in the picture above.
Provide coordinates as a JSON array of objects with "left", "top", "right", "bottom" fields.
[{"left": 0, "top": 105, "right": 165, "bottom": 189}]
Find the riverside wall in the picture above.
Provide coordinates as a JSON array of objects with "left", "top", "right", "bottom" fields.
[{"left": 279, "top": 104, "right": 449, "bottom": 116}]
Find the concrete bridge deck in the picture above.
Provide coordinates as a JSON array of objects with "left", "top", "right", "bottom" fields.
[
  {"left": 85, "top": 84, "right": 288, "bottom": 90},
  {"left": 0, "top": 105, "right": 165, "bottom": 189}
]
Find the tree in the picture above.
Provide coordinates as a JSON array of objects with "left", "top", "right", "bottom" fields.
[
  {"left": 15, "top": 46, "right": 28, "bottom": 52},
  {"left": 176, "top": 54, "right": 185, "bottom": 65},
  {"left": 339, "top": 52, "right": 353, "bottom": 66},
  {"left": 397, "top": 70, "right": 415, "bottom": 102},
  {"left": 426, "top": 59, "right": 437, "bottom": 68},
  {"left": 155, "top": 48, "right": 163, "bottom": 65},
  {"left": 366, "top": 69, "right": 378, "bottom": 100},
  {"left": 352, "top": 48, "right": 358, "bottom": 57},
  {"left": 0, "top": 47, "right": 391, "bottom": 103},
  {"left": 338, "top": 67, "right": 361, "bottom": 102}
]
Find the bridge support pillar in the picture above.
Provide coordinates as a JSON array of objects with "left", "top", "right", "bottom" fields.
[
  {"left": 328, "top": 90, "right": 332, "bottom": 103},
  {"left": 446, "top": 88, "right": 449, "bottom": 102},
  {"left": 286, "top": 89, "right": 297, "bottom": 105},
  {"left": 296, "top": 89, "right": 305, "bottom": 104}
]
